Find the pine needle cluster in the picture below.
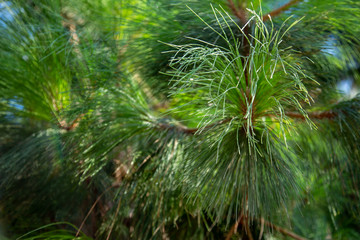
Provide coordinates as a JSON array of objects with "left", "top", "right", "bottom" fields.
[{"left": 0, "top": 0, "right": 360, "bottom": 239}]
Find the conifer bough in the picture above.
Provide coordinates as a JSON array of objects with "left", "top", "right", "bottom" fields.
[{"left": 0, "top": 0, "right": 359, "bottom": 239}]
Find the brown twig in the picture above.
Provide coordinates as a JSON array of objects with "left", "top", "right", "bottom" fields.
[
  {"left": 258, "top": 217, "right": 265, "bottom": 240},
  {"left": 57, "top": 108, "right": 337, "bottom": 135},
  {"left": 61, "top": 10, "right": 91, "bottom": 81},
  {"left": 106, "top": 196, "right": 122, "bottom": 240},
  {"left": 226, "top": 0, "right": 251, "bottom": 85},
  {"left": 225, "top": 214, "right": 243, "bottom": 240},
  {"left": 61, "top": 12, "right": 80, "bottom": 50},
  {"left": 244, "top": 216, "right": 254, "bottom": 240},
  {"left": 225, "top": 214, "right": 254, "bottom": 240},
  {"left": 262, "top": 110, "right": 338, "bottom": 120},
  {"left": 285, "top": 111, "right": 337, "bottom": 120},
  {"left": 57, "top": 114, "right": 84, "bottom": 131},
  {"left": 261, "top": 218, "right": 308, "bottom": 240},
  {"left": 157, "top": 117, "right": 233, "bottom": 135},
  {"left": 156, "top": 109, "right": 338, "bottom": 135},
  {"left": 227, "top": 0, "right": 248, "bottom": 23},
  {"left": 262, "top": 0, "right": 303, "bottom": 22},
  {"left": 226, "top": 217, "right": 308, "bottom": 240},
  {"left": 76, "top": 184, "right": 118, "bottom": 237},
  {"left": 226, "top": 0, "right": 253, "bottom": 128}
]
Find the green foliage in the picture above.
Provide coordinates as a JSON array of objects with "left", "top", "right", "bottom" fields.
[
  {"left": 1, "top": 0, "right": 360, "bottom": 239},
  {"left": 17, "top": 222, "right": 92, "bottom": 240}
]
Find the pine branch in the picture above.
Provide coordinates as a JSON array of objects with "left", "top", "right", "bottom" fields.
[
  {"left": 226, "top": 0, "right": 250, "bottom": 54},
  {"left": 282, "top": 111, "right": 337, "bottom": 120},
  {"left": 261, "top": 218, "right": 308, "bottom": 240},
  {"left": 156, "top": 109, "right": 338, "bottom": 136},
  {"left": 106, "top": 196, "right": 122, "bottom": 240},
  {"left": 225, "top": 214, "right": 256, "bottom": 240},
  {"left": 262, "top": 0, "right": 303, "bottom": 22},
  {"left": 76, "top": 185, "right": 115, "bottom": 237},
  {"left": 224, "top": 218, "right": 254, "bottom": 240},
  {"left": 226, "top": 0, "right": 251, "bottom": 112},
  {"left": 225, "top": 214, "right": 242, "bottom": 240},
  {"left": 61, "top": 12, "right": 80, "bottom": 50},
  {"left": 57, "top": 114, "right": 84, "bottom": 131},
  {"left": 226, "top": 218, "right": 308, "bottom": 240},
  {"left": 244, "top": 216, "right": 254, "bottom": 240},
  {"left": 61, "top": 10, "right": 91, "bottom": 82},
  {"left": 61, "top": 108, "right": 338, "bottom": 135},
  {"left": 226, "top": 0, "right": 247, "bottom": 24},
  {"left": 157, "top": 118, "right": 233, "bottom": 135}
]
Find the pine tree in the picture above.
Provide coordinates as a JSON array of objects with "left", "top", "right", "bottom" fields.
[{"left": 0, "top": 0, "right": 360, "bottom": 239}]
